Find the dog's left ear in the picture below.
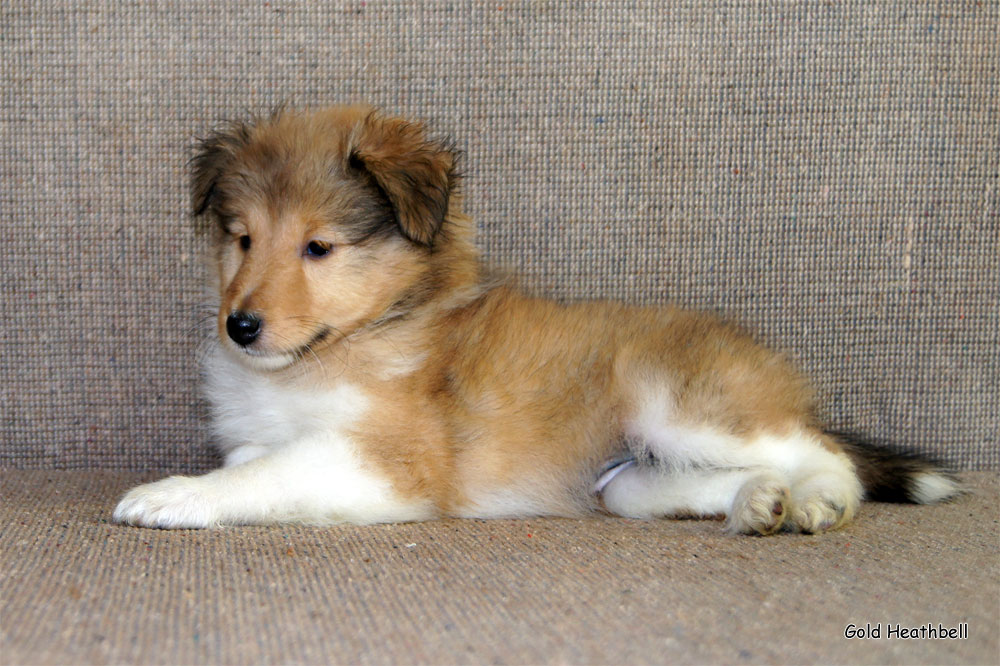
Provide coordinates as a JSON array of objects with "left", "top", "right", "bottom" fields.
[{"left": 349, "top": 113, "right": 458, "bottom": 246}]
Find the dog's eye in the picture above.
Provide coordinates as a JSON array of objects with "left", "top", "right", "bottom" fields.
[
  {"left": 305, "top": 240, "right": 332, "bottom": 258},
  {"left": 238, "top": 235, "right": 251, "bottom": 251}
]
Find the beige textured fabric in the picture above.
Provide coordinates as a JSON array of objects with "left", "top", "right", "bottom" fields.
[
  {"left": 1, "top": 470, "right": 997, "bottom": 665},
  {"left": 2, "top": 1, "right": 998, "bottom": 471}
]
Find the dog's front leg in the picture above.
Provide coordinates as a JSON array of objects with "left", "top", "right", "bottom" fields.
[{"left": 113, "top": 434, "right": 433, "bottom": 528}]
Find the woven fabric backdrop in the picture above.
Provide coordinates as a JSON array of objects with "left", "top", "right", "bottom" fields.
[{"left": 2, "top": 1, "right": 997, "bottom": 471}]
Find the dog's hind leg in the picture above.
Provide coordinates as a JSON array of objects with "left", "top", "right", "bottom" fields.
[
  {"left": 602, "top": 417, "right": 862, "bottom": 534},
  {"left": 599, "top": 464, "right": 792, "bottom": 535},
  {"left": 611, "top": 362, "right": 863, "bottom": 533}
]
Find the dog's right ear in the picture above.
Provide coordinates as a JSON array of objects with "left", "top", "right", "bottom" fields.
[{"left": 190, "top": 122, "right": 252, "bottom": 216}]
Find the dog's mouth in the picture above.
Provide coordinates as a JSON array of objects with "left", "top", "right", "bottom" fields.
[
  {"left": 231, "top": 325, "right": 334, "bottom": 369},
  {"left": 295, "top": 326, "right": 333, "bottom": 355}
]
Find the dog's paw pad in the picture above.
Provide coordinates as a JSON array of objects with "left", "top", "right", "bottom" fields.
[
  {"left": 113, "top": 476, "right": 217, "bottom": 529},
  {"left": 727, "top": 475, "right": 790, "bottom": 535}
]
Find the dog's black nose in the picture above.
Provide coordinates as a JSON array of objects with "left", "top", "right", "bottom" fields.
[{"left": 226, "top": 312, "right": 262, "bottom": 346}]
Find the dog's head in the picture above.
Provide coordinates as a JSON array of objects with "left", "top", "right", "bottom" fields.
[{"left": 191, "top": 105, "right": 461, "bottom": 369}]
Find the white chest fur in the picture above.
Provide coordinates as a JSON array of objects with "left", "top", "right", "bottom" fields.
[{"left": 202, "top": 346, "right": 369, "bottom": 460}]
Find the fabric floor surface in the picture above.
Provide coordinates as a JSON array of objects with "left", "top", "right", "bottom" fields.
[{"left": 1, "top": 470, "right": 997, "bottom": 665}]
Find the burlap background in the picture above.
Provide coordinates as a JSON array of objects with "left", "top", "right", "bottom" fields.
[{"left": 2, "top": 1, "right": 997, "bottom": 471}]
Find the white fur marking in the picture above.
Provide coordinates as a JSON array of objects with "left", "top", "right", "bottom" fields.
[
  {"left": 602, "top": 467, "right": 767, "bottom": 519},
  {"left": 202, "top": 345, "right": 369, "bottom": 459},
  {"left": 114, "top": 433, "right": 433, "bottom": 528},
  {"left": 909, "top": 472, "right": 960, "bottom": 504}
]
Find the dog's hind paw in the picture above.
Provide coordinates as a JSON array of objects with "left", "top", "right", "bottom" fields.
[
  {"left": 787, "top": 471, "right": 862, "bottom": 534},
  {"left": 726, "top": 473, "right": 790, "bottom": 535}
]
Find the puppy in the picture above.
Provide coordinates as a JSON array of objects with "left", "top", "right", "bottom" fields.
[{"left": 114, "top": 105, "right": 959, "bottom": 534}]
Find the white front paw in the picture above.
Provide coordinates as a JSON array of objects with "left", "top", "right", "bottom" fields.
[{"left": 113, "top": 476, "right": 218, "bottom": 529}]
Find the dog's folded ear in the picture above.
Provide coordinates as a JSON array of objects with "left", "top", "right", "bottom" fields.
[
  {"left": 348, "top": 112, "right": 458, "bottom": 247},
  {"left": 190, "top": 123, "right": 252, "bottom": 217}
]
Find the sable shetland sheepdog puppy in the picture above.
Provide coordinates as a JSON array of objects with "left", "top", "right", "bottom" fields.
[{"left": 114, "top": 105, "right": 960, "bottom": 534}]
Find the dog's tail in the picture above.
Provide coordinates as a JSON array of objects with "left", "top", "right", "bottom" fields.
[{"left": 829, "top": 430, "right": 962, "bottom": 504}]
